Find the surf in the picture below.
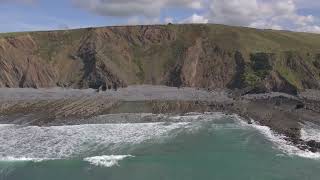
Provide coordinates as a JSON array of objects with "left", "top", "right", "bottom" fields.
[
  {"left": 84, "top": 155, "right": 134, "bottom": 167},
  {"left": 0, "top": 113, "right": 319, "bottom": 165}
]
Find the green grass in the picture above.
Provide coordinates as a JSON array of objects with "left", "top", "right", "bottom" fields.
[
  {"left": 275, "top": 63, "right": 302, "bottom": 89},
  {"left": 133, "top": 57, "right": 145, "bottom": 82},
  {"left": 2, "top": 24, "right": 320, "bottom": 89},
  {"left": 274, "top": 52, "right": 304, "bottom": 89},
  {"left": 0, "top": 32, "right": 29, "bottom": 38},
  {"left": 30, "top": 29, "right": 86, "bottom": 61},
  {"left": 243, "top": 66, "right": 262, "bottom": 87}
]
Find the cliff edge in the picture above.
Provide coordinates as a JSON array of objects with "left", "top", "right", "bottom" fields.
[{"left": 1, "top": 24, "right": 320, "bottom": 94}]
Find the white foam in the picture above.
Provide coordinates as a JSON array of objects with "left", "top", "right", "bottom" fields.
[
  {"left": 84, "top": 155, "right": 134, "bottom": 167},
  {"left": 0, "top": 121, "right": 190, "bottom": 161},
  {"left": 0, "top": 124, "right": 14, "bottom": 127},
  {"left": 170, "top": 114, "right": 202, "bottom": 120},
  {"left": 301, "top": 122, "right": 320, "bottom": 142},
  {"left": 0, "top": 156, "right": 53, "bottom": 162},
  {"left": 0, "top": 113, "right": 229, "bottom": 162},
  {"left": 169, "top": 112, "right": 226, "bottom": 121},
  {"left": 1, "top": 113, "right": 319, "bottom": 162},
  {"left": 246, "top": 119, "right": 320, "bottom": 159}
]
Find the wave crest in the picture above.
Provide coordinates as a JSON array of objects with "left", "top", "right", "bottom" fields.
[
  {"left": 83, "top": 155, "right": 134, "bottom": 167},
  {"left": 246, "top": 119, "right": 320, "bottom": 159}
]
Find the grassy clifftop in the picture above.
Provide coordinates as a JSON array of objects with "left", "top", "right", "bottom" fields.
[
  {"left": 3, "top": 24, "right": 320, "bottom": 51},
  {"left": 0, "top": 24, "right": 320, "bottom": 93}
]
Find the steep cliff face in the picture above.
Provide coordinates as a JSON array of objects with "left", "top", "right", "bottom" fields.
[
  {"left": 166, "top": 38, "right": 236, "bottom": 89},
  {"left": 0, "top": 35, "right": 56, "bottom": 88},
  {"left": 1, "top": 24, "right": 320, "bottom": 93}
]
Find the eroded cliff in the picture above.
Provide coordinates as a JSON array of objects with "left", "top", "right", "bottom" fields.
[{"left": 1, "top": 24, "right": 320, "bottom": 93}]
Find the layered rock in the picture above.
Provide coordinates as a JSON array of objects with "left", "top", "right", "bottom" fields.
[{"left": 1, "top": 24, "right": 320, "bottom": 94}]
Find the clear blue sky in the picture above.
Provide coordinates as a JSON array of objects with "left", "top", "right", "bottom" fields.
[{"left": 0, "top": 0, "right": 319, "bottom": 33}]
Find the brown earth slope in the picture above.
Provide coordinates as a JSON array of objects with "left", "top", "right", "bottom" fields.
[{"left": 1, "top": 24, "right": 320, "bottom": 93}]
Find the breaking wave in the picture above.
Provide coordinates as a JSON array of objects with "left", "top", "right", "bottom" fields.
[
  {"left": 301, "top": 122, "right": 320, "bottom": 142},
  {"left": 0, "top": 113, "right": 320, "bottom": 165},
  {"left": 84, "top": 155, "right": 134, "bottom": 167},
  {"left": 243, "top": 118, "right": 320, "bottom": 159},
  {"left": 0, "top": 156, "right": 53, "bottom": 162},
  {"left": 0, "top": 120, "right": 191, "bottom": 162}
]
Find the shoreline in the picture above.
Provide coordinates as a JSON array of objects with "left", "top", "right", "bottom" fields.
[{"left": 0, "top": 86, "right": 320, "bottom": 153}]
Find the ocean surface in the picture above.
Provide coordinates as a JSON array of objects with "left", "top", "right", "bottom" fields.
[{"left": 0, "top": 113, "right": 320, "bottom": 180}]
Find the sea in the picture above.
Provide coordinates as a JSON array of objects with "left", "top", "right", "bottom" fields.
[{"left": 0, "top": 113, "right": 320, "bottom": 180}]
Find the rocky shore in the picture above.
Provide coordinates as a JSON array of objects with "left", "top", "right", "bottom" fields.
[{"left": 0, "top": 85, "right": 319, "bottom": 153}]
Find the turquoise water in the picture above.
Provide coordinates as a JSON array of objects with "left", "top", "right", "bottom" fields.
[{"left": 0, "top": 114, "right": 320, "bottom": 180}]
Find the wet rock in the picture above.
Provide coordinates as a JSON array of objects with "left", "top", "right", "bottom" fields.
[{"left": 307, "top": 140, "right": 320, "bottom": 149}]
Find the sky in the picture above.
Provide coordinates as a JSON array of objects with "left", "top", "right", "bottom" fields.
[{"left": 0, "top": 0, "right": 320, "bottom": 33}]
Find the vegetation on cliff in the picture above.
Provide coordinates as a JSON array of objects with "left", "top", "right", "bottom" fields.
[{"left": 1, "top": 24, "right": 320, "bottom": 94}]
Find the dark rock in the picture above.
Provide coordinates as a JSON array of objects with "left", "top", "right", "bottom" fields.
[
  {"left": 295, "top": 103, "right": 304, "bottom": 109},
  {"left": 310, "top": 147, "right": 318, "bottom": 153},
  {"left": 101, "top": 83, "right": 107, "bottom": 91},
  {"left": 166, "top": 64, "right": 183, "bottom": 88},
  {"left": 307, "top": 140, "right": 320, "bottom": 149}
]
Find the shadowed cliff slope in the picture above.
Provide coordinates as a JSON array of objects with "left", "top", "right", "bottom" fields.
[{"left": 1, "top": 24, "right": 320, "bottom": 93}]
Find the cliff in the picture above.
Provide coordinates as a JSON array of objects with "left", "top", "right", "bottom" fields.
[{"left": 1, "top": 24, "right": 320, "bottom": 94}]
